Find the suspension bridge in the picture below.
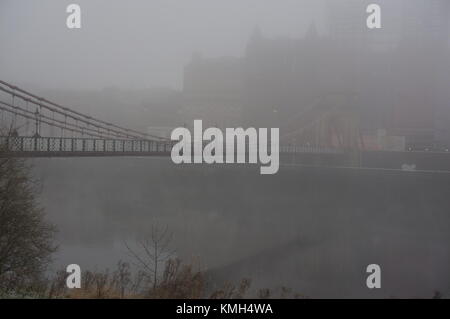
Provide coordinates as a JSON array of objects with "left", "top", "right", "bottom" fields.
[
  {"left": 0, "top": 80, "right": 344, "bottom": 159},
  {"left": 0, "top": 80, "right": 182, "bottom": 157}
]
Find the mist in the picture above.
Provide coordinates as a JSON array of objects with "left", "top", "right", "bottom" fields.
[
  {"left": 0, "top": 0, "right": 325, "bottom": 90},
  {"left": 1, "top": 0, "right": 450, "bottom": 298}
]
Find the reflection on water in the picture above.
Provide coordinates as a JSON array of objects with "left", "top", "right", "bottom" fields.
[{"left": 33, "top": 157, "right": 450, "bottom": 298}]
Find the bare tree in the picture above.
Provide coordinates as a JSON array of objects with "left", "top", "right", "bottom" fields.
[
  {"left": 0, "top": 135, "right": 57, "bottom": 294},
  {"left": 125, "top": 224, "right": 175, "bottom": 291},
  {"left": 112, "top": 260, "right": 131, "bottom": 298}
]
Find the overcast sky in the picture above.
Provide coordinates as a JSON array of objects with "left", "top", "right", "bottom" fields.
[{"left": 0, "top": 0, "right": 325, "bottom": 90}]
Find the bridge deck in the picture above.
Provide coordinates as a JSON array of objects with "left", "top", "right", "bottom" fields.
[
  {"left": 0, "top": 136, "right": 173, "bottom": 156},
  {"left": 0, "top": 136, "right": 341, "bottom": 158}
]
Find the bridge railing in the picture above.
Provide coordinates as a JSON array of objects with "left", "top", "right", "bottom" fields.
[
  {"left": 1, "top": 136, "right": 344, "bottom": 157},
  {"left": 0, "top": 136, "right": 174, "bottom": 154},
  {"left": 279, "top": 145, "right": 342, "bottom": 154}
]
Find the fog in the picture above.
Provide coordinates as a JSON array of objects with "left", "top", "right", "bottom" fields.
[
  {"left": 33, "top": 158, "right": 450, "bottom": 298},
  {"left": 1, "top": 0, "right": 450, "bottom": 298},
  {"left": 0, "top": 0, "right": 325, "bottom": 90}
]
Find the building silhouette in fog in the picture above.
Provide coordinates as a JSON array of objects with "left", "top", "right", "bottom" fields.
[{"left": 182, "top": 0, "right": 450, "bottom": 149}]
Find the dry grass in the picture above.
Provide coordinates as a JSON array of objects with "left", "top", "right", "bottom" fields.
[{"left": 41, "top": 258, "right": 304, "bottom": 299}]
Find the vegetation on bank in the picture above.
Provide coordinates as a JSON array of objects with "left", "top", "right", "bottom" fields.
[
  {"left": 2, "top": 258, "right": 304, "bottom": 299},
  {"left": 0, "top": 140, "right": 57, "bottom": 297}
]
